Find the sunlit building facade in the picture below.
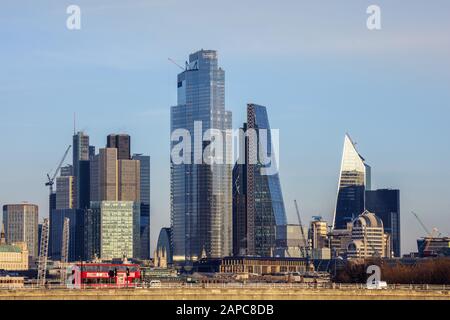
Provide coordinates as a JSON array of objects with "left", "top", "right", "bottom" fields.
[
  {"left": 87, "top": 201, "right": 140, "bottom": 260},
  {"left": 333, "top": 134, "right": 371, "bottom": 230},
  {"left": 170, "top": 50, "right": 232, "bottom": 263}
]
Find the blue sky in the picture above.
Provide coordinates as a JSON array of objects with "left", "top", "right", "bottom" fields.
[{"left": 1, "top": 0, "right": 449, "bottom": 254}]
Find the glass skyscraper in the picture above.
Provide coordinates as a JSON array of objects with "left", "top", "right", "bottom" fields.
[
  {"left": 366, "top": 189, "right": 401, "bottom": 257},
  {"left": 233, "top": 104, "right": 288, "bottom": 257},
  {"left": 170, "top": 50, "right": 232, "bottom": 263},
  {"left": 133, "top": 154, "right": 151, "bottom": 260},
  {"left": 333, "top": 134, "right": 371, "bottom": 230}
]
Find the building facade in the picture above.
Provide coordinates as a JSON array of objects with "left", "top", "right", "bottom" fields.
[
  {"left": 0, "top": 242, "right": 29, "bottom": 271},
  {"left": 50, "top": 209, "right": 85, "bottom": 262},
  {"left": 107, "top": 134, "right": 131, "bottom": 160},
  {"left": 233, "top": 104, "right": 288, "bottom": 257},
  {"left": 2, "top": 204, "right": 39, "bottom": 258},
  {"left": 347, "top": 210, "right": 391, "bottom": 259},
  {"left": 156, "top": 227, "right": 173, "bottom": 266},
  {"left": 73, "top": 131, "right": 91, "bottom": 209},
  {"left": 170, "top": 49, "right": 232, "bottom": 263},
  {"left": 365, "top": 189, "right": 401, "bottom": 257},
  {"left": 275, "top": 224, "right": 308, "bottom": 258},
  {"left": 333, "top": 134, "right": 371, "bottom": 230},
  {"left": 56, "top": 176, "right": 75, "bottom": 210},
  {"left": 87, "top": 201, "right": 140, "bottom": 260},
  {"left": 133, "top": 154, "right": 151, "bottom": 260}
]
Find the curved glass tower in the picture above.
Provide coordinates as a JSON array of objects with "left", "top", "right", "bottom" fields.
[
  {"left": 333, "top": 134, "right": 371, "bottom": 230},
  {"left": 233, "top": 104, "right": 287, "bottom": 257}
]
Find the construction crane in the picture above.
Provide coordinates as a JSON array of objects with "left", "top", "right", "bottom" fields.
[
  {"left": 45, "top": 145, "right": 72, "bottom": 195},
  {"left": 37, "top": 218, "right": 49, "bottom": 287},
  {"left": 60, "top": 218, "right": 70, "bottom": 284},
  {"left": 411, "top": 211, "right": 441, "bottom": 254},
  {"left": 294, "top": 200, "right": 313, "bottom": 271},
  {"left": 168, "top": 58, "right": 185, "bottom": 70}
]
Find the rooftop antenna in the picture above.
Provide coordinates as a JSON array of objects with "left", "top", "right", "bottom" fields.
[{"left": 73, "top": 112, "right": 76, "bottom": 135}]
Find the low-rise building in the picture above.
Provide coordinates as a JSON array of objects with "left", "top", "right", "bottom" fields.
[{"left": 0, "top": 242, "right": 29, "bottom": 271}]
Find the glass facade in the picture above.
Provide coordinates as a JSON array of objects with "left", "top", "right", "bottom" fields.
[
  {"left": 73, "top": 132, "right": 90, "bottom": 209},
  {"left": 333, "top": 134, "right": 370, "bottom": 230},
  {"left": 88, "top": 201, "right": 140, "bottom": 260},
  {"left": 156, "top": 227, "right": 173, "bottom": 265},
  {"left": 49, "top": 208, "right": 85, "bottom": 262},
  {"left": 132, "top": 154, "right": 151, "bottom": 260},
  {"left": 233, "top": 104, "right": 288, "bottom": 257},
  {"left": 365, "top": 189, "right": 401, "bottom": 257},
  {"left": 171, "top": 50, "right": 232, "bottom": 263}
]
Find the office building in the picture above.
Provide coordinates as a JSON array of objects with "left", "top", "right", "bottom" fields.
[
  {"left": 55, "top": 176, "right": 75, "bottom": 210},
  {"left": 60, "top": 164, "right": 73, "bottom": 177},
  {"left": 73, "top": 131, "right": 90, "bottom": 209},
  {"left": 366, "top": 189, "right": 401, "bottom": 257},
  {"left": 133, "top": 154, "right": 151, "bottom": 260},
  {"left": 274, "top": 224, "right": 308, "bottom": 258},
  {"left": 310, "top": 217, "right": 328, "bottom": 250},
  {"left": 347, "top": 210, "right": 391, "bottom": 259},
  {"left": 170, "top": 49, "right": 232, "bottom": 263},
  {"left": 91, "top": 147, "right": 140, "bottom": 203},
  {"left": 50, "top": 209, "right": 85, "bottom": 262},
  {"left": 90, "top": 148, "right": 118, "bottom": 202},
  {"left": 86, "top": 201, "right": 140, "bottom": 260},
  {"left": 107, "top": 134, "right": 131, "bottom": 160},
  {"left": 329, "top": 227, "right": 352, "bottom": 258},
  {"left": 333, "top": 134, "right": 371, "bottom": 230},
  {"left": 0, "top": 241, "right": 29, "bottom": 271},
  {"left": 156, "top": 227, "right": 173, "bottom": 266},
  {"left": 118, "top": 159, "right": 140, "bottom": 202},
  {"left": 417, "top": 237, "right": 450, "bottom": 257},
  {"left": 233, "top": 104, "right": 287, "bottom": 257},
  {"left": 2, "top": 204, "right": 39, "bottom": 258}
]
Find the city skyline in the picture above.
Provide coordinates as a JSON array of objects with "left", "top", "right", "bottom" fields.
[{"left": 1, "top": 1, "right": 450, "bottom": 255}]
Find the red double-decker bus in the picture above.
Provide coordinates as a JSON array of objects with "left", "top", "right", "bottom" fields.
[{"left": 74, "top": 263, "right": 141, "bottom": 287}]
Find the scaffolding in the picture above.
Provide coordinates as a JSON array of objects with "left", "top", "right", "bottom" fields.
[
  {"left": 60, "top": 218, "right": 70, "bottom": 284},
  {"left": 37, "top": 218, "right": 49, "bottom": 287}
]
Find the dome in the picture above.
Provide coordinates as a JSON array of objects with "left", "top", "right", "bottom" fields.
[{"left": 352, "top": 210, "right": 383, "bottom": 228}]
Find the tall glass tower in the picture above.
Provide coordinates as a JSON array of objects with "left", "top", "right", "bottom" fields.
[
  {"left": 333, "top": 134, "right": 371, "bottom": 230},
  {"left": 170, "top": 50, "right": 232, "bottom": 263},
  {"left": 233, "top": 104, "right": 288, "bottom": 257}
]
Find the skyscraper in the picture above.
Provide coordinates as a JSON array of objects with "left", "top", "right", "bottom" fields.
[
  {"left": 87, "top": 201, "right": 140, "bottom": 260},
  {"left": 232, "top": 104, "right": 287, "bottom": 257},
  {"left": 90, "top": 148, "right": 119, "bottom": 202},
  {"left": 333, "top": 134, "right": 371, "bottom": 230},
  {"left": 107, "top": 134, "right": 131, "bottom": 160},
  {"left": 90, "top": 147, "right": 140, "bottom": 203},
  {"left": 55, "top": 176, "right": 75, "bottom": 210},
  {"left": 170, "top": 49, "right": 232, "bottom": 263},
  {"left": 73, "top": 131, "right": 91, "bottom": 209},
  {"left": 133, "top": 154, "right": 151, "bottom": 260},
  {"left": 2, "top": 204, "right": 39, "bottom": 258},
  {"left": 365, "top": 189, "right": 401, "bottom": 257}
]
